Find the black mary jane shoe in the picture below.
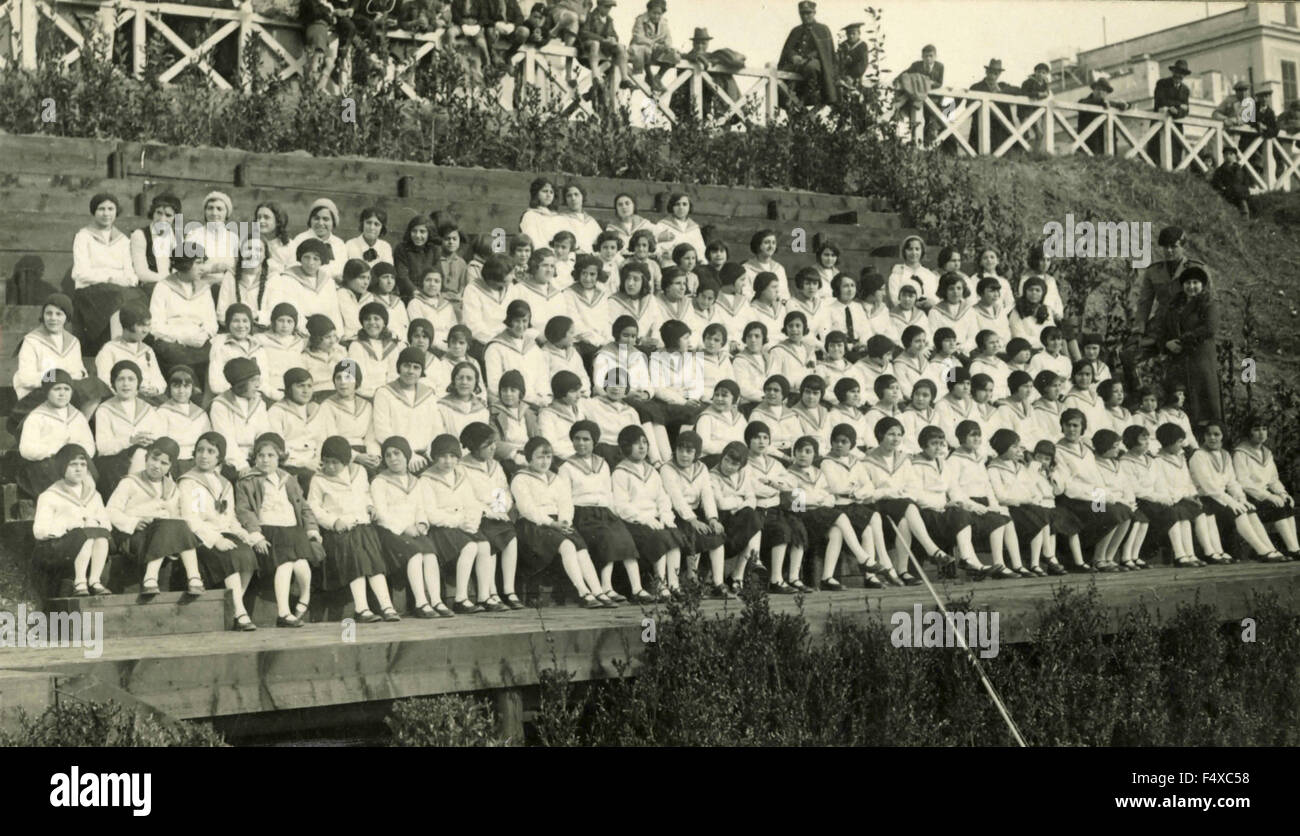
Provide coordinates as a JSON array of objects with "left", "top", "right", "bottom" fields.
[
  {"left": 789, "top": 579, "right": 815, "bottom": 594},
  {"left": 580, "top": 593, "right": 606, "bottom": 609},
  {"left": 987, "top": 565, "right": 1021, "bottom": 580},
  {"left": 233, "top": 613, "right": 258, "bottom": 632},
  {"left": 503, "top": 593, "right": 526, "bottom": 610},
  {"left": 453, "top": 599, "right": 484, "bottom": 614},
  {"left": 768, "top": 581, "right": 797, "bottom": 594},
  {"left": 431, "top": 602, "right": 456, "bottom": 618},
  {"left": 1066, "top": 562, "right": 1096, "bottom": 574},
  {"left": 882, "top": 569, "right": 906, "bottom": 587},
  {"left": 861, "top": 574, "right": 885, "bottom": 589},
  {"left": 630, "top": 589, "right": 657, "bottom": 605},
  {"left": 820, "top": 577, "right": 844, "bottom": 592},
  {"left": 416, "top": 603, "right": 439, "bottom": 619},
  {"left": 900, "top": 572, "right": 924, "bottom": 586},
  {"left": 381, "top": 607, "right": 402, "bottom": 622},
  {"left": 478, "top": 597, "right": 510, "bottom": 613},
  {"left": 1044, "top": 559, "right": 1068, "bottom": 576},
  {"left": 356, "top": 609, "right": 382, "bottom": 624},
  {"left": 275, "top": 614, "right": 304, "bottom": 628}
]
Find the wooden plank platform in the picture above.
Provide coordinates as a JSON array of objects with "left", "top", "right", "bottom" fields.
[{"left": 2, "top": 563, "right": 1295, "bottom": 722}]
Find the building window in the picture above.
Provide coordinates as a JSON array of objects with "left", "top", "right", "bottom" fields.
[
  {"left": 1284, "top": 61, "right": 1298, "bottom": 106},
  {"left": 1288, "top": 3, "right": 1298, "bottom": 27}
]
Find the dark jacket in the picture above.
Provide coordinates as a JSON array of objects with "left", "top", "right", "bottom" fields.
[
  {"left": 393, "top": 241, "right": 438, "bottom": 302},
  {"left": 838, "top": 40, "right": 869, "bottom": 84},
  {"left": 1160, "top": 291, "right": 1221, "bottom": 424},
  {"left": 1153, "top": 76, "right": 1190, "bottom": 119},
  {"left": 905, "top": 59, "right": 943, "bottom": 87},
  {"left": 1076, "top": 92, "right": 1129, "bottom": 153},
  {"left": 234, "top": 468, "right": 320, "bottom": 537},
  {"left": 1210, "top": 161, "right": 1251, "bottom": 202},
  {"left": 778, "top": 22, "right": 840, "bottom": 104},
  {"left": 1134, "top": 257, "right": 1188, "bottom": 341}
]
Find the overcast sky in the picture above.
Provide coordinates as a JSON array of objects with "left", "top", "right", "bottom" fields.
[{"left": 607, "top": 0, "right": 1245, "bottom": 84}]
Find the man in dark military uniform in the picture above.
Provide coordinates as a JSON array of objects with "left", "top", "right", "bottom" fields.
[
  {"left": 1123, "top": 226, "right": 1192, "bottom": 395},
  {"left": 968, "top": 58, "right": 1015, "bottom": 153},
  {"left": 1146, "top": 59, "right": 1192, "bottom": 169},
  {"left": 1076, "top": 77, "right": 1129, "bottom": 156},
  {"left": 778, "top": 1, "right": 840, "bottom": 108}
]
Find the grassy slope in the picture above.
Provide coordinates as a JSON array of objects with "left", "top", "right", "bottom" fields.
[{"left": 957, "top": 153, "right": 1300, "bottom": 381}]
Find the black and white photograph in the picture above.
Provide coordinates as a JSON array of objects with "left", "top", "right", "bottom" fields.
[{"left": 0, "top": 0, "right": 1293, "bottom": 810}]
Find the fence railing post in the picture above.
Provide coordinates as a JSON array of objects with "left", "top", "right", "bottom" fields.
[
  {"left": 1161, "top": 120, "right": 1172, "bottom": 171},
  {"left": 1104, "top": 110, "right": 1115, "bottom": 156},
  {"left": 1043, "top": 99, "right": 1055, "bottom": 155},
  {"left": 19, "top": 0, "right": 37, "bottom": 70},
  {"left": 977, "top": 97, "right": 990, "bottom": 155},
  {"left": 133, "top": 2, "right": 147, "bottom": 78},
  {"left": 766, "top": 66, "right": 778, "bottom": 124},
  {"left": 691, "top": 64, "right": 703, "bottom": 121}
]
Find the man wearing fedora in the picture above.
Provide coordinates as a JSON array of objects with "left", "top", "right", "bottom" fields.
[
  {"left": 671, "top": 27, "right": 744, "bottom": 122},
  {"left": 967, "top": 58, "right": 1016, "bottom": 154},
  {"left": 778, "top": 1, "right": 840, "bottom": 108},
  {"left": 630, "top": 0, "right": 679, "bottom": 94},
  {"left": 1076, "top": 77, "right": 1129, "bottom": 156},
  {"left": 1147, "top": 58, "right": 1192, "bottom": 169}
]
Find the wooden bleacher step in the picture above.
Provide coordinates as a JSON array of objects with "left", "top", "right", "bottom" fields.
[{"left": 45, "top": 590, "right": 232, "bottom": 638}]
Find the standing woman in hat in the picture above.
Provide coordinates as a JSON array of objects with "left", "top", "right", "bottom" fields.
[
  {"left": 19, "top": 371, "right": 97, "bottom": 497},
  {"left": 149, "top": 247, "right": 218, "bottom": 378},
  {"left": 129, "top": 193, "right": 182, "bottom": 288},
  {"left": 309, "top": 435, "right": 401, "bottom": 623},
  {"left": 347, "top": 300, "right": 404, "bottom": 399},
  {"left": 263, "top": 239, "right": 343, "bottom": 334},
  {"left": 1158, "top": 264, "right": 1221, "bottom": 426},
  {"left": 106, "top": 437, "right": 205, "bottom": 596},
  {"left": 184, "top": 191, "right": 240, "bottom": 291},
  {"left": 10, "top": 293, "right": 108, "bottom": 424},
  {"left": 209, "top": 358, "right": 272, "bottom": 476},
  {"left": 32, "top": 444, "right": 113, "bottom": 597},
  {"left": 287, "top": 198, "right": 349, "bottom": 285},
  {"left": 71, "top": 193, "right": 142, "bottom": 353},
  {"left": 92, "top": 360, "right": 164, "bottom": 494},
  {"left": 157, "top": 365, "right": 210, "bottom": 476},
  {"left": 518, "top": 179, "right": 563, "bottom": 258},
  {"left": 235, "top": 432, "right": 322, "bottom": 627}
]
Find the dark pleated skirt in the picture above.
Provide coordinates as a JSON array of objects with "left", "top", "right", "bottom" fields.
[
  {"left": 625, "top": 395, "right": 667, "bottom": 424},
  {"left": 124, "top": 519, "right": 198, "bottom": 565},
  {"left": 594, "top": 443, "right": 623, "bottom": 468},
  {"left": 319, "top": 523, "right": 390, "bottom": 589},
  {"left": 872, "top": 497, "right": 916, "bottom": 525},
  {"left": 517, "top": 517, "right": 588, "bottom": 574},
  {"left": 196, "top": 534, "right": 259, "bottom": 587},
  {"left": 1008, "top": 505, "right": 1052, "bottom": 537},
  {"left": 573, "top": 505, "right": 636, "bottom": 565},
  {"left": 1199, "top": 496, "right": 1239, "bottom": 535},
  {"left": 426, "top": 526, "right": 477, "bottom": 571},
  {"left": 793, "top": 505, "right": 846, "bottom": 553},
  {"left": 150, "top": 338, "right": 210, "bottom": 376},
  {"left": 836, "top": 501, "right": 876, "bottom": 536},
  {"left": 717, "top": 506, "right": 763, "bottom": 557},
  {"left": 34, "top": 527, "right": 110, "bottom": 569},
  {"left": 674, "top": 510, "right": 726, "bottom": 554},
  {"left": 621, "top": 520, "right": 683, "bottom": 562},
  {"left": 94, "top": 448, "right": 141, "bottom": 495},
  {"left": 1057, "top": 496, "right": 1129, "bottom": 535},
  {"left": 258, "top": 524, "right": 318, "bottom": 575},
  {"left": 967, "top": 497, "right": 1013, "bottom": 539},
  {"left": 917, "top": 506, "right": 973, "bottom": 550},
  {"left": 75, "top": 284, "right": 147, "bottom": 351},
  {"left": 1249, "top": 497, "right": 1297, "bottom": 524},
  {"left": 378, "top": 528, "right": 437, "bottom": 564},
  {"left": 658, "top": 401, "right": 705, "bottom": 427},
  {"left": 758, "top": 506, "right": 806, "bottom": 549},
  {"left": 1048, "top": 505, "right": 1083, "bottom": 536},
  {"left": 1135, "top": 498, "right": 1201, "bottom": 534},
  {"left": 478, "top": 517, "right": 517, "bottom": 554}
]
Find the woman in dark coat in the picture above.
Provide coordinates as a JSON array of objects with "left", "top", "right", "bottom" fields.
[{"left": 1159, "top": 264, "right": 1220, "bottom": 426}]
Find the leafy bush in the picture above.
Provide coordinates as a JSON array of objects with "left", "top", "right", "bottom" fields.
[
  {"left": 533, "top": 585, "right": 1300, "bottom": 746},
  {"left": 385, "top": 694, "right": 510, "bottom": 747},
  {"left": 0, "top": 698, "right": 226, "bottom": 746}
]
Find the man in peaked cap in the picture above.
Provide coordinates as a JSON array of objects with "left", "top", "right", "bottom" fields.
[
  {"left": 778, "top": 1, "right": 840, "bottom": 109},
  {"left": 837, "top": 21, "right": 869, "bottom": 90},
  {"left": 1148, "top": 58, "right": 1192, "bottom": 170},
  {"left": 1214, "top": 79, "right": 1253, "bottom": 128}
]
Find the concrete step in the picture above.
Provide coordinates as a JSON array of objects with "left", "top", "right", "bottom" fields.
[{"left": 46, "top": 589, "right": 233, "bottom": 638}]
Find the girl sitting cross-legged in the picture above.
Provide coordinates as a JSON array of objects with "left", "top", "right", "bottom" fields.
[
  {"left": 107, "top": 437, "right": 204, "bottom": 597},
  {"left": 511, "top": 437, "right": 616, "bottom": 609},
  {"left": 309, "top": 436, "right": 401, "bottom": 624},
  {"left": 235, "top": 432, "right": 322, "bottom": 627}
]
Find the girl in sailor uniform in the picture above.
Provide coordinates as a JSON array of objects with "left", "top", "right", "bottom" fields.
[
  {"left": 970, "top": 279, "right": 1012, "bottom": 351},
  {"left": 987, "top": 430, "right": 1053, "bottom": 576},
  {"left": 235, "top": 433, "right": 322, "bottom": 627},
  {"left": 209, "top": 358, "right": 271, "bottom": 477},
  {"left": 695, "top": 323, "right": 735, "bottom": 400},
  {"left": 659, "top": 431, "right": 734, "bottom": 599},
  {"left": 373, "top": 347, "right": 446, "bottom": 474},
  {"left": 1031, "top": 440, "right": 1089, "bottom": 571},
  {"left": 362, "top": 262, "right": 409, "bottom": 342},
  {"left": 766, "top": 311, "right": 817, "bottom": 393},
  {"left": 749, "top": 374, "right": 801, "bottom": 463},
  {"left": 746, "top": 273, "right": 788, "bottom": 345},
  {"left": 261, "top": 238, "right": 342, "bottom": 333},
  {"left": 338, "top": 260, "right": 371, "bottom": 339},
  {"left": 968, "top": 374, "right": 1000, "bottom": 459},
  {"left": 948, "top": 421, "right": 1023, "bottom": 578},
  {"left": 744, "top": 421, "right": 806, "bottom": 594},
  {"left": 928, "top": 272, "right": 978, "bottom": 356},
  {"left": 815, "top": 331, "right": 861, "bottom": 406},
  {"left": 1027, "top": 326, "right": 1072, "bottom": 388},
  {"left": 1098, "top": 379, "right": 1133, "bottom": 436},
  {"left": 346, "top": 301, "right": 404, "bottom": 400},
  {"left": 693, "top": 379, "right": 747, "bottom": 463},
  {"left": 786, "top": 436, "right": 876, "bottom": 591},
  {"left": 542, "top": 316, "right": 593, "bottom": 398},
  {"left": 920, "top": 327, "right": 961, "bottom": 401},
  {"left": 885, "top": 284, "right": 928, "bottom": 349},
  {"left": 708, "top": 441, "right": 764, "bottom": 592},
  {"left": 107, "top": 437, "right": 203, "bottom": 596},
  {"left": 561, "top": 255, "right": 610, "bottom": 361},
  {"left": 320, "top": 360, "right": 382, "bottom": 472},
  {"left": 93, "top": 361, "right": 165, "bottom": 495},
  {"left": 436, "top": 360, "right": 490, "bottom": 444},
  {"left": 1052, "top": 409, "right": 1131, "bottom": 569},
  {"left": 33, "top": 444, "right": 112, "bottom": 596},
  {"left": 863, "top": 375, "right": 908, "bottom": 454},
  {"left": 419, "top": 435, "right": 500, "bottom": 614},
  {"left": 968, "top": 330, "right": 1013, "bottom": 403},
  {"left": 899, "top": 378, "right": 940, "bottom": 457},
  {"left": 406, "top": 319, "right": 452, "bottom": 393},
  {"left": 19, "top": 370, "right": 96, "bottom": 497},
  {"left": 484, "top": 300, "right": 552, "bottom": 411},
  {"left": 268, "top": 368, "right": 328, "bottom": 488},
  {"left": 890, "top": 325, "right": 929, "bottom": 401},
  {"left": 1232, "top": 415, "right": 1300, "bottom": 558},
  {"left": 1091, "top": 429, "right": 1138, "bottom": 571},
  {"left": 261, "top": 303, "right": 309, "bottom": 402},
  {"left": 309, "top": 436, "right": 400, "bottom": 623},
  {"left": 994, "top": 370, "right": 1037, "bottom": 452},
  {"left": 537, "top": 371, "right": 587, "bottom": 462},
  {"left": 829, "top": 378, "right": 869, "bottom": 458},
  {"left": 406, "top": 268, "right": 458, "bottom": 352},
  {"left": 821, "top": 424, "right": 894, "bottom": 588},
  {"left": 733, "top": 322, "right": 771, "bottom": 413},
  {"left": 612, "top": 425, "right": 686, "bottom": 601},
  {"left": 563, "top": 421, "right": 656, "bottom": 604},
  {"left": 585, "top": 366, "right": 645, "bottom": 467},
  {"left": 459, "top": 423, "right": 524, "bottom": 610},
  {"left": 11, "top": 294, "right": 108, "bottom": 420},
  {"left": 156, "top": 365, "right": 210, "bottom": 477},
  {"left": 491, "top": 370, "right": 539, "bottom": 475},
  {"left": 371, "top": 436, "right": 453, "bottom": 619},
  {"left": 179, "top": 432, "right": 259, "bottom": 629},
  {"left": 301, "top": 315, "right": 347, "bottom": 400},
  {"left": 511, "top": 437, "right": 613, "bottom": 609},
  {"left": 1062, "top": 360, "right": 1106, "bottom": 440},
  {"left": 207, "top": 304, "right": 269, "bottom": 398},
  {"left": 791, "top": 374, "right": 834, "bottom": 455},
  {"left": 1157, "top": 382, "right": 1199, "bottom": 452},
  {"left": 1030, "top": 371, "right": 1065, "bottom": 452},
  {"left": 852, "top": 335, "right": 896, "bottom": 409},
  {"left": 149, "top": 251, "right": 218, "bottom": 378},
  {"left": 1120, "top": 426, "right": 1188, "bottom": 570},
  {"left": 94, "top": 302, "right": 166, "bottom": 403},
  {"left": 605, "top": 263, "right": 661, "bottom": 352},
  {"left": 648, "top": 320, "right": 710, "bottom": 429}
]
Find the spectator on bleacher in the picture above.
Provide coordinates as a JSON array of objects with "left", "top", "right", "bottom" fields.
[
  {"left": 95, "top": 303, "right": 166, "bottom": 402},
  {"left": 836, "top": 22, "right": 868, "bottom": 91},
  {"left": 1017, "top": 62, "right": 1052, "bottom": 146},
  {"left": 19, "top": 371, "right": 96, "bottom": 497},
  {"left": 558, "top": 181, "right": 604, "bottom": 252},
  {"left": 1210, "top": 146, "right": 1251, "bottom": 217},
  {"left": 435, "top": 221, "right": 469, "bottom": 303},
  {"left": 72, "top": 193, "right": 142, "bottom": 353},
  {"left": 302, "top": 316, "right": 348, "bottom": 398},
  {"left": 11, "top": 293, "right": 105, "bottom": 420},
  {"left": 157, "top": 366, "right": 211, "bottom": 475},
  {"left": 149, "top": 249, "right": 217, "bottom": 379},
  {"left": 579, "top": 0, "right": 634, "bottom": 105},
  {"left": 519, "top": 178, "right": 565, "bottom": 252},
  {"left": 521, "top": 3, "right": 554, "bottom": 48},
  {"left": 287, "top": 199, "right": 348, "bottom": 285},
  {"left": 604, "top": 192, "right": 654, "bottom": 252},
  {"left": 220, "top": 203, "right": 290, "bottom": 328},
  {"left": 261, "top": 239, "right": 343, "bottom": 335},
  {"left": 777, "top": 1, "right": 839, "bottom": 108},
  {"left": 967, "top": 58, "right": 1015, "bottom": 153},
  {"left": 629, "top": 0, "right": 678, "bottom": 94},
  {"left": 886, "top": 234, "right": 937, "bottom": 310},
  {"left": 209, "top": 358, "right": 271, "bottom": 475},
  {"left": 320, "top": 360, "right": 382, "bottom": 470},
  {"left": 92, "top": 361, "right": 163, "bottom": 495},
  {"left": 1148, "top": 59, "right": 1192, "bottom": 170},
  {"left": 345, "top": 208, "right": 394, "bottom": 270},
  {"left": 1213, "top": 80, "right": 1253, "bottom": 129},
  {"left": 129, "top": 193, "right": 181, "bottom": 287},
  {"left": 448, "top": 0, "right": 493, "bottom": 72},
  {"left": 400, "top": 0, "right": 449, "bottom": 34},
  {"left": 1250, "top": 88, "right": 1281, "bottom": 171},
  {"left": 184, "top": 192, "right": 240, "bottom": 294},
  {"left": 671, "top": 27, "right": 745, "bottom": 124},
  {"left": 393, "top": 215, "right": 437, "bottom": 301},
  {"left": 479, "top": 0, "right": 533, "bottom": 66},
  {"left": 893, "top": 44, "right": 943, "bottom": 143},
  {"left": 462, "top": 253, "right": 516, "bottom": 350},
  {"left": 1280, "top": 99, "right": 1300, "bottom": 135},
  {"left": 1076, "top": 78, "right": 1129, "bottom": 157},
  {"left": 207, "top": 305, "right": 269, "bottom": 399},
  {"left": 654, "top": 192, "right": 706, "bottom": 268},
  {"left": 32, "top": 443, "right": 112, "bottom": 597},
  {"left": 1158, "top": 264, "right": 1220, "bottom": 427}
]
